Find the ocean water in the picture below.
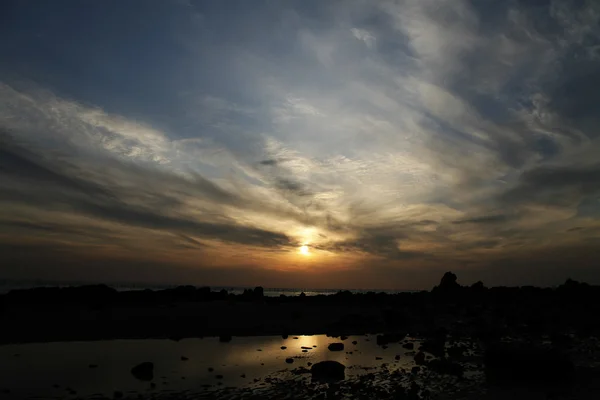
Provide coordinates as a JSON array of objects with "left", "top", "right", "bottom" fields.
[{"left": 0, "top": 279, "right": 412, "bottom": 296}]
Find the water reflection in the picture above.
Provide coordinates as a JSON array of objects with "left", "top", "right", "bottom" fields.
[{"left": 0, "top": 334, "right": 421, "bottom": 399}]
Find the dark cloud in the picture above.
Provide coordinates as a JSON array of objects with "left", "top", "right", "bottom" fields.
[
  {"left": 259, "top": 159, "right": 278, "bottom": 166},
  {"left": 503, "top": 163, "right": 600, "bottom": 206},
  {"left": 274, "top": 177, "right": 312, "bottom": 196},
  {"left": 452, "top": 214, "right": 511, "bottom": 225},
  {"left": 319, "top": 233, "right": 426, "bottom": 260},
  {"left": 0, "top": 133, "right": 110, "bottom": 197},
  {"left": 0, "top": 134, "right": 292, "bottom": 249}
]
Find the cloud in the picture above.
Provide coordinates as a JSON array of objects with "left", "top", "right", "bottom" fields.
[
  {"left": 350, "top": 28, "right": 376, "bottom": 48},
  {"left": 2, "top": 0, "right": 600, "bottom": 287}
]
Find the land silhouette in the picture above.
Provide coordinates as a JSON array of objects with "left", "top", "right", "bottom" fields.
[{"left": 2, "top": 272, "right": 600, "bottom": 398}]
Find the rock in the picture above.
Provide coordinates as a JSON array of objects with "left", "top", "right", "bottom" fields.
[
  {"left": 293, "top": 337, "right": 299, "bottom": 339},
  {"left": 427, "top": 358, "right": 464, "bottom": 376},
  {"left": 420, "top": 335, "right": 446, "bottom": 358},
  {"left": 302, "top": 350, "right": 308, "bottom": 352},
  {"left": 414, "top": 352, "right": 426, "bottom": 365},
  {"left": 402, "top": 343, "right": 414, "bottom": 350},
  {"left": 484, "top": 343, "right": 574, "bottom": 385},
  {"left": 375, "top": 357, "right": 383, "bottom": 360},
  {"left": 208, "top": 367, "right": 214, "bottom": 372},
  {"left": 438, "top": 271, "right": 460, "bottom": 291},
  {"left": 352, "top": 341, "right": 358, "bottom": 345},
  {"left": 447, "top": 346, "right": 464, "bottom": 359},
  {"left": 411, "top": 366, "right": 420, "bottom": 374},
  {"left": 256, "top": 349, "right": 262, "bottom": 351},
  {"left": 340, "top": 335, "right": 348, "bottom": 340},
  {"left": 219, "top": 334, "right": 232, "bottom": 342},
  {"left": 282, "top": 334, "right": 289, "bottom": 339},
  {"left": 301, "top": 346, "right": 312, "bottom": 349},
  {"left": 328, "top": 343, "right": 344, "bottom": 351},
  {"left": 307, "top": 362, "right": 313, "bottom": 366},
  {"left": 114, "top": 391, "right": 123, "bottom": 399},
  {"left": 240, "top": 374, "right": 246, "bottom": 378},
  {"left": 131, "top": 362, "right": 154, "bottom": 381},
  {"left": 180, "top": 356, "right": 189, "bottom": 361},
  {"left": 215, "top": 375, "right": 223, "bottom": 379},
  {"left": 291, "top": 366, "right": 311, "bottom": 375},
  {"left": 395, "top": 355, "right": 401, "bottom": 360},
  {"left": 311, "top": 361, "right": 346, "bottom": 382},
  {"left": 286, "top": 358, "right": 294, "bottom": 364},
  {"left": 281, "top": 346, "right": 287, "bottom": 350},
  {"left": 376, "top": 333, "right": 405, "bottom": 346}
]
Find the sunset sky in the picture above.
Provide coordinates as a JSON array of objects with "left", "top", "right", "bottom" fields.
[{"left": 1, "top": 0, "right": 600, "bottom": 289}]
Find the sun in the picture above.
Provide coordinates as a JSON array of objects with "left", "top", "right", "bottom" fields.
[{"left": 299, "top": 245, "right": 310, "bottom": 256}]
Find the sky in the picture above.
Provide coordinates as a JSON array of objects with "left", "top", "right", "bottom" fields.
[{"left": 1, "top": 0, "right": 600, "bottom": 290}]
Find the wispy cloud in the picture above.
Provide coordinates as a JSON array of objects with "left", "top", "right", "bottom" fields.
[{"left": 1, "top": 0, "right": 600, "bottom": 288}]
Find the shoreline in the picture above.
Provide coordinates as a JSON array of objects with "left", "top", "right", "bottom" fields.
[{"left": 2, "top": 273, "right": 600, "bottom": 345}]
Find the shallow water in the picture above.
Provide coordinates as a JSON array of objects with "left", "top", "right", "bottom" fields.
[{"left": 0, "top": 334, "right": 428, "bottom": 399}]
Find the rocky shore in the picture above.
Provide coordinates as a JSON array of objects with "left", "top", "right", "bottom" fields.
[
  {"left": 2, "top": 272, "right": 600, "bottom": 398},
  {"left": 1, "top": 272, "right": 599, "bottom": 345}
]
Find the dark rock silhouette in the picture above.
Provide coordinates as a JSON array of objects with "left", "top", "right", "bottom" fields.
[
  {"left": 427, "top": 358, "right": 463, "bottom": 376},
  {"left": 328, "top": 343, "right": 344, "bottom": 351},
  {"left": 130, "top": 362, "right": 153, "bottom": 381},
  {"left": 219, "top": 334, "right": 232, "bottom": 343},
  {"left": 3, "top": 272, "right": 600, "bottom": 349},
  {"left": 376, "top": 333, "right": 405, "bottom": 346},
  {"left": 285, "top": 358, "right": 294, "bottom": 364},
  {"left": 311, "top": 361, "right": 345, "bottom": 381},
  {"left": 484, "top": 343, "right": 574, "bottom": 385},
  {"left": 433, "top": 271, "right": 461, "bottom": 293},
  {"left": 414, "top": 351, "right": 426, "bottom": 365}
]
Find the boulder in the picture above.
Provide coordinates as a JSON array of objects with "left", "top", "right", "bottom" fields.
[
  {"left": 311, "top": 361, "right": 346, "bottom": 382},
  {"left": 376, "top": 333, "right": 405, "bottom": 346},
  {"left": 328, "top": 343, "right": 344, "bottom": 351},
  {"left": 484, "top": 343, "right": 574, "bottom": 385},
  {"left": 219, "top": 334, "right": 232, "bottom": 343},
  {"left": 427, "top": 358, "right": 463, "bottom": 376},
  {"left": 420, "top": 338, "right": 446, "bottom": 358},
  {"left": 286, "top": 358, "right": 294, "bottom": 364},
  {"left": 131, "top": 362, "right": 154, "bottom": 381},
  {"left": 414, "top": 352, "right": 426, "bottom": 365}
]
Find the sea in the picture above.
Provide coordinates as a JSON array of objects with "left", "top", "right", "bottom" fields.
[{"left": 0, "top": 279, "right": 414, "bottom": 296}]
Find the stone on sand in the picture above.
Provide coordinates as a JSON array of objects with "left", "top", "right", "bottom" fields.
[
  {"left": 328, "top": 343, "right": 344, "bottom": 351},
  {"left": 311, "top": 361, "right": 346, "bottom": 382},
  {"left": 131, "top": 362, "right": 154, "bottom": 381}
]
